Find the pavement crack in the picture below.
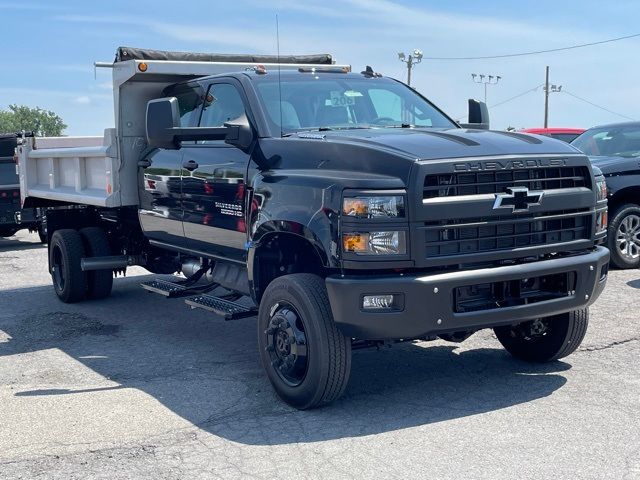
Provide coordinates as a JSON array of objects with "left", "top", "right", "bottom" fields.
[{"left": 579, "top": 336, "right": 640, "bottom": 352}]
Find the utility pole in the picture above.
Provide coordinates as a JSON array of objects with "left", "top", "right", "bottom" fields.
[
  {"left": 544, "top": 66, "right": 550, "bottom": 128},
  {"left": 398, "top": 49, "right": 423, "bottom": 86},
  {"left": 471, "top": 73, "right": 501, "bottom": 103},
  {"left": 543, "top": 66, "right": 562, "bottom": 128}
]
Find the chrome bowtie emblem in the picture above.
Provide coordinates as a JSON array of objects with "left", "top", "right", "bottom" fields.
[{"left": 493, "top": 187, "right": 544, "bottom": 213}]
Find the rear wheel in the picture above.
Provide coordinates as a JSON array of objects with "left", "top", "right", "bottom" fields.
[
  {"left": 258, "top": 274, "right": 351, "bottom": 409},
  {"left": 494, "top": 308, "right": 588, "bottom": 362},
  {"left": 608, "top": 204, "right": 640, "bottom": 269},
  {"left": 37, "top": 223, "right": 47, "bottom": 243},
  {"left": 0, "top": 227, "right": 18, "bottom": 238},
  {"left": 49, "top": 229, "right": 87, "bottom": 303},
  {"left": 79, "top": 227, "right": 113, "bottom": 299}
]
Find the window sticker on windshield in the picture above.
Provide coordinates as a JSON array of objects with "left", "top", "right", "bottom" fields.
[
  {"left": 330, "top": 90, "right": 355, "bottom": 107},
  {"left": 343, "top": 90, "right": 363, "bottom": 97}
]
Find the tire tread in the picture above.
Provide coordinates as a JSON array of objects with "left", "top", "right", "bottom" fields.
[
  {"left": 494, "top": 308, "right": 589, "bottom": 362},
  {"left": 50, "top": 229, "right": 86, "bottom": 303},
  {"left": 79, "top": 227, "right": 113, "bottom": 299},
  {"left": 259, "top": 273, "right": 351, "bottom": 409},
  {"left": 608, "top": 203, "right": 640, "bottom": 269}
]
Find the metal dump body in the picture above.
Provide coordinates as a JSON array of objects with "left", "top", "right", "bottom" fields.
[{"left": 18, "top": 133, "right": 115, "bottom": 206}]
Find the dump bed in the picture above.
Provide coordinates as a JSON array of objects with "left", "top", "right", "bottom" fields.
[
  {"left": 0, "top": 134, "right": 19, "bottom": 190},
  {"left": 17, "top": 132, "right": 116, "bottom": 207},
  {"left": 17, "top": 46, "right": 347, "bottom": 209}
]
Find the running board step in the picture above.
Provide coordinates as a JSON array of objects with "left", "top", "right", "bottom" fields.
[
  {"left": 185, "top": 294, "right": 257, "bottom": 320},
  {"left": 141, "top": 279, "right": 188, "bottom": 298},
  {"left": 141, "top": 278, "right": 221, "bottom": 298}
]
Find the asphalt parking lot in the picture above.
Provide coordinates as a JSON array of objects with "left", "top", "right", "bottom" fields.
[{"left": 0, "top": 230, "right": 638, "bottom": 480}]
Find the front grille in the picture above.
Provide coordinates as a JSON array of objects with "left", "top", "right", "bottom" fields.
[
  {"left": 423, "top": 167, "right": 590, "bottom": 199},
  {"left": 424, "top": 209, "right": 591, "bottom": 257}
]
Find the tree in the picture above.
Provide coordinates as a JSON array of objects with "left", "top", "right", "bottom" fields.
[{"left": 0, "top": 104, "right": 67, "bottom": 136}]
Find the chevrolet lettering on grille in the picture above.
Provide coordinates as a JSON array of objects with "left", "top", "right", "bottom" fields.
[{"left": 493, "top": 187, "right": 544, "bottom": 213}]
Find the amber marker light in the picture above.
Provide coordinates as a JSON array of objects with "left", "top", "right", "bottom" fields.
[
  {"left": 342, "top": 198, "right": 368, "bottom": 217},
  {"left": 343, "top": 233, "right": 368, "bottom": 253},
  {"left": 138, "top": 62, "right": 148, "bottom": 72}
]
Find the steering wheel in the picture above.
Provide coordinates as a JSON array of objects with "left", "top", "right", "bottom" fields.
[{"left": 370, "top": 116, "right": 397, "bottom": 125}]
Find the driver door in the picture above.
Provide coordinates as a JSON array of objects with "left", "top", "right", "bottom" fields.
[{"left": 181, "top": 80, "right": 250, "bottom": 261}]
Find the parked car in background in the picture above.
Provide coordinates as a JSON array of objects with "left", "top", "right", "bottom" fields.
[
  {"left": 572, "top": 122, "right": 640, "bottom": 268},
  {"left": 0, "top": 132, "right": 44, "bottom": 240},
  {"left": 521, "top": 128, "right": 585, "bottom": 143}
]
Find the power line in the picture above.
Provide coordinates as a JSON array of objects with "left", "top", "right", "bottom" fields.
[
  {"left": 453, "top": 84, "right": 541, "bottom": 120},
  {"left": 562, "top": 90, "right": 636, "bottom": 121},
  {"left": 490, "top": 84, "right": 543, "bottom": 109},
  {"left": 424, "top": 32, "right": 640, "bottom": 60}
]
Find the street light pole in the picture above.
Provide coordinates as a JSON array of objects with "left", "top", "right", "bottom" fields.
[
  {"left": 398, "top": 49, "right": 423, "bottom": 86},
  {"left": 471, "top": 73, "right": 501, "bottom": 104}
]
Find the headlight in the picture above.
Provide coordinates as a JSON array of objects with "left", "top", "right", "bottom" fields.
[
  {"left": 343, "top": 195, "right": 405, "bottom": 218},
  {"left": 595, "top": 176, "right": 607, "bottom": 202},
  {"left": 343, "top": 231, "right": 407, "bottom": 255}
]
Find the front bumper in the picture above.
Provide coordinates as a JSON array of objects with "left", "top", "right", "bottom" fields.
[{"left": 326, "top": 246, "right": 609, "bottom": 340}]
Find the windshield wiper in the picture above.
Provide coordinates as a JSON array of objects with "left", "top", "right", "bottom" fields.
[
  {"left": 380, "top": 123, "right": 416, "bottom": 128},
  {"left": 292, "top": 126, "right": 372, "bottom": 132}
]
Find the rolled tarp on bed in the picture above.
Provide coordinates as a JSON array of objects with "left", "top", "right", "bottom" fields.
[{"left": 114, "top": 47, "right": 333, "bottom": 65}]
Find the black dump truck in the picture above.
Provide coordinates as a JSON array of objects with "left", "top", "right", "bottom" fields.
[
  {"left": 0, "top": 132, "right": 43, "bottom": 240},
  {"left": 17, "top": 47, "right": 609, "bottom": 409}
]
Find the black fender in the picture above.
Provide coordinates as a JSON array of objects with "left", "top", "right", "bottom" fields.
[
  {"left": 246, "top": 223, "right": 330, "bottom": 302},
  {"left": 246, "top": 170, "right": 341, "bottom": 301},
  {"left": 604, "top": 173, "right": 640, "bottom": 211}
]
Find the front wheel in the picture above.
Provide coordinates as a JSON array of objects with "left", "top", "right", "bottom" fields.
[
  {"left": 258, "top": 274, "right": 351, "bottom": 409},
  {"left": 608, "top": 204, "right": 640, "bottom": 269},
  {"left": 494, "top": 308, "right": 588, "bottom": 362}
]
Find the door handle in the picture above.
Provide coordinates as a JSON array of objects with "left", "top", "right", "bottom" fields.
[{"left": 182, "top": 159, "right": 199, "bottom": 171}]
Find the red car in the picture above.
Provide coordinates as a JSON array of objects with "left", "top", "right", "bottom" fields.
[{"left": 520, "top": 127, "right": 585, "bottom": 143}]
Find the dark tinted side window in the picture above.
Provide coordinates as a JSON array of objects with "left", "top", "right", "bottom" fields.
[
  {"left": 169, "top": 85, "right": 202, "bottom": 127},
  {"left": 199, "top": 84, "right": 245, "bottom": 127}
]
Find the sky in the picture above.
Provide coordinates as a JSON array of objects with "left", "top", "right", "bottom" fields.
[{"left": 1, "top": 0, "right": 639, "bottom": 136}]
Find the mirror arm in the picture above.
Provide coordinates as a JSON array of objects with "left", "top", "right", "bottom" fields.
[{"left": 171, "top": 127, "right": 228, "bottom": 142}]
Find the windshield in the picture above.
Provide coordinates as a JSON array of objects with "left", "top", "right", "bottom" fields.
[
  {"left": 252, "top": 74, "right": 456, "bottom": 134},
  {"left": 572, "top": 124, "right": 640, "bottom": 157}
]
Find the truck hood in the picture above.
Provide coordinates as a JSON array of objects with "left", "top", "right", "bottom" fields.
[
  {"left": 588, "top": 155, "right": 640, "bottom": 175},
  {"left": 309, "top": 128, "right": 580, "bottom": 160}
]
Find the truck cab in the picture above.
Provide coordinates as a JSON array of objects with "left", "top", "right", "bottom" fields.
[{"left": 16, "top": 48, "right": 609, "bottom": 409}]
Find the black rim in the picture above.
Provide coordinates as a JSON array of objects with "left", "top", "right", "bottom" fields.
[
  {"left": 51, "top": 244, "right": 65, "bottom": 291},
  {"left": 508, "top": 318, "right": 551, "bottom": 342},
  {"left": 264, "top": 302, "right": 309, "bottom": 387}
]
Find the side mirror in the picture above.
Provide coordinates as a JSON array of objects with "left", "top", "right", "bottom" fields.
[
  {"left": 224, "top": 114, "right": 254, "bottom": 153},
  {"left": 146, "top": 97, "right": 181, "bottom": 150},
  {"left": 145, "top": 97, "right": 255, "bottom": 152},
  {"left": 460, "top": 99, "right": 490, "bottom": 130}
]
